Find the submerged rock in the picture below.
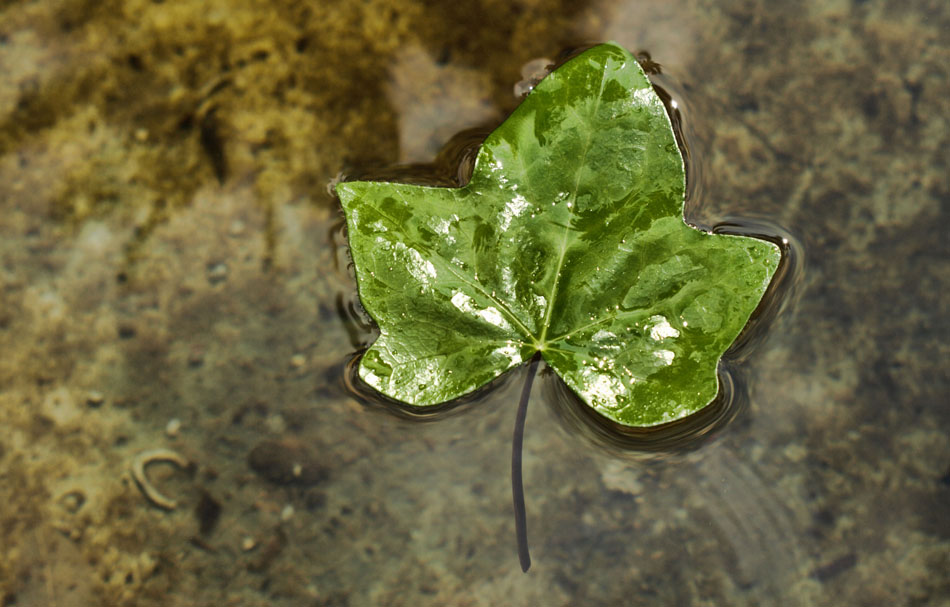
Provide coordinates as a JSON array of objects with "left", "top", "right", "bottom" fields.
[{"left": 247, "top": 439, "right": 328, "bottom": 486}]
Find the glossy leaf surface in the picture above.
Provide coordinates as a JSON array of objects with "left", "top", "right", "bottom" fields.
[{"left": 337, "top": 42, "right": 780, "bottom": 426}]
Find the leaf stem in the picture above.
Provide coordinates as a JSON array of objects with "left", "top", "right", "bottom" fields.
[{"left": 512, "top": 353, "right": 540, "bottom": 573}]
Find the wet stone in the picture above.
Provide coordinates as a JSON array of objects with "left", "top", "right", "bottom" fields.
[
  {"left": 59, "top": 490, "right": 86, "bottom": 514},
  {"left": 810, "top": 553, "right": 858, "bottom": 582},
  {"left": 195, "top": 490, "right": 222, "bottom": 535},
  {"left": 206, "top": 262, "right": 228, "bottom": 285},
  {"left": 247, "top": 527, "right": 287, "bottom": 573},
  {"left": 247, "top": 440, "right": 328, "bottom": 486},
  {"left": 187, "top": 344, "right": 205, "bottom": 368}
]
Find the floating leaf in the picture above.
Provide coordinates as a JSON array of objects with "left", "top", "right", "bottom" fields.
[{"left": 337, "top": 42, "right": 780, "bottom": 427}]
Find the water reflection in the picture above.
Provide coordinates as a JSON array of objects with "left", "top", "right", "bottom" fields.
[
  {"left": 342, "top": 127, "right": 490, "bottom": 188},
  {"left": 712, "top": 220, "right": 805, "bottom": 358},
  {"left": 341, "top": 351, "right": 515, "bottom": 423},
  {"left": 544, "top": 363, "right": 747, "bottom": 457}
]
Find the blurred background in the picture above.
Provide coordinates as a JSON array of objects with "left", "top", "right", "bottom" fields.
[{"left": 0, "top": 0, "right": 947, "bottom": 605}]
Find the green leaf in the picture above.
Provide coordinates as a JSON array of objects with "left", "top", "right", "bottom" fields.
[{"left": 336, "top": 42, "right": 780, "bottom": 427}]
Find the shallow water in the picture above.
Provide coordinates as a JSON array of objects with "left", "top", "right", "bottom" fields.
[{"left": 1, "top": 1, "right": 948, "bottom": 606}]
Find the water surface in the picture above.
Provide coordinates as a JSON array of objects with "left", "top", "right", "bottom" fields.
[{"left": 0, "top": 1, "right": 947, "bottom": 605}]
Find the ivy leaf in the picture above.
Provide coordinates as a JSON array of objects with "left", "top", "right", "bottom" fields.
[{"left": 336, "top": 42, "right": 780, "bottom": 427}]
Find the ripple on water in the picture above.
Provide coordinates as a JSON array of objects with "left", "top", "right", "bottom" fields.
[{"left": 331, "top": 46, "right": 804, "bottom": 452}]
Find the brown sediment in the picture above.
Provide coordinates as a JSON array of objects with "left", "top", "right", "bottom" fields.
[{"left": 0, "top": 0, "right": 948, "bottom": 605}]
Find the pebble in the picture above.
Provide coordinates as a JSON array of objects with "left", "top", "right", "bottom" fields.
[
  {"left": 280, "top": 504, "right": 295, "bottom": 522},
  {"left": 242, "top": 536, "right": 257, "bottom": 551},
  {"left": 86, "top": 391, "right": 105, "bottom": 408},
  {"left": 206, "top": 262, "right": 228, "bottom": 285},
  {"left": 59, "top": 490, "right": 86, "bottom": 514},
  {"left": 187, "top": 345, "right": 205, "bottom": 368},
  {"left": 166, "top": 417, "right": 181, "bottom": 437},
  {"left": 290, "top": 354, "right": 306, "bottom": 368},
  {"left": 264, "top": 414, "right": 286, "bottom": 434}
]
